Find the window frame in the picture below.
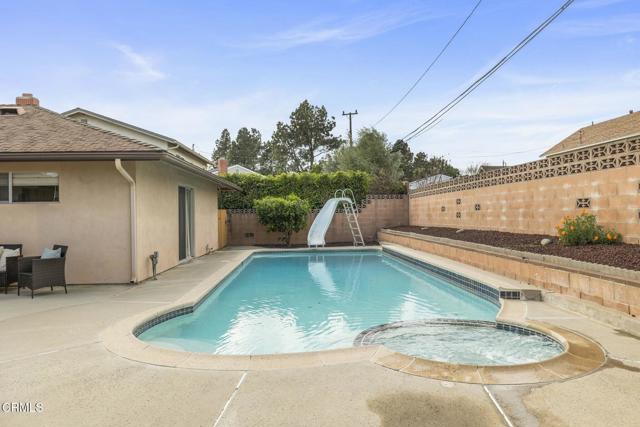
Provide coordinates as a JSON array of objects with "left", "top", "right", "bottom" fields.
[{"left": 0, "top": 171, "right": 61, "bottom": 204}]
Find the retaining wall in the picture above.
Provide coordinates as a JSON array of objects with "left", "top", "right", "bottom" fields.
[{"left": 378, "top": 229, "right": 640, "bottom": 318}]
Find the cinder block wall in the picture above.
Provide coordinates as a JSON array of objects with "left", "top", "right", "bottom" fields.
[
  {"left": 228, "top": 195, "right": 409, "bottom": 246},
  {"left": 410, "top": 165, "right": 640, "bottom": 243}
]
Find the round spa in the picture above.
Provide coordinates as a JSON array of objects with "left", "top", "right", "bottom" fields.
[{"left": 354, "top": 319, "right": 565, "bottom": 366}]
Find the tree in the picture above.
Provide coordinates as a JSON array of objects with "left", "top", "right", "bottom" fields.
[
  {"left": 258, "top": 137, "right": 289, "bottom": 175},
  {"left": 254, "top": 194, "right": 311, "bottom": 246},
  {"left": 212, "top": 129, "right": 232, "bottom": 162},
  {"left": 463, "top": 162, "right": 489, "bottom": 176},
  {"left": 228, "top": 127, "right": 261, "bottom": 170},
  {"left": 326, "top": 127, "right": 404, "bottom": 193},
  {"left": 411, "top": 152, "right": 460, "bottom": 180},
  {"left": 259, "top": 122, "right": 298, "bottom": 174},
  {"left": 391, "top": 139, "right": 414, "bottom": 179},
  {"left": 269, "top": 100, "right": 343, "bottom": 172}
]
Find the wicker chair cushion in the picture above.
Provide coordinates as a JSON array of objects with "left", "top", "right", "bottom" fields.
[
  {"left": 0, "top": 248, "right": 20, "bottom": 272},
  {"left": 41, "top": 247, "right": 62, "bottom": 259}
]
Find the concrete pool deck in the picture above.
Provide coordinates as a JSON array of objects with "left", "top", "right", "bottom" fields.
[{"left": 1, "top": 247, "right": 640, "bottom": 426}]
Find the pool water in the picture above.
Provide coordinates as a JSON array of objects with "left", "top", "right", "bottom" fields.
[
  {"left": 356, "top": 320, "right": 564, "bottom": 365},
  {"left": 139, "top": 251, "right": 499, "bottom": 354}
]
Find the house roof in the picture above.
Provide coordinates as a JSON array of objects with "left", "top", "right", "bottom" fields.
[
  {"left": 62, "top": 107, "right": 211, "bottom": 165},
  {"left": 478, "top": 165, "right": 505, "bottom": 173},
  {"left": 213, "top": 164, "right": 261, "bottom": 175},
  {"left": 542, "top": 110, "right": 640, "bottom": 157},
  {"left": 0, "top": 105, "right": 240, "bottom": 191},
  {"left": 0, "top": 105, "right": 161, "bottom": 155}
]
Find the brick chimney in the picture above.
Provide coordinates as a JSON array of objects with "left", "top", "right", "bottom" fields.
[
  {"left": 217, "top": 158, "right": 228, "bottom": 176},
  {"left": 16, "top": 93, "right": 39, "bottom": 106}
]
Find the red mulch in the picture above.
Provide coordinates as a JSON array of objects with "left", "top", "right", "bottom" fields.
[{"left": 389, "top": 226, "right": 640, "bottom": 271}]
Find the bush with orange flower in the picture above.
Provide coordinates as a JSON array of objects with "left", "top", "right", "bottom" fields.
[{"left": 556, "top": 211, "right": 621, "bottom": 245}]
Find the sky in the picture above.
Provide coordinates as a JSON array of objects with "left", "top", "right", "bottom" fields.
[{"left": 1, "top": 0, "right": 639, "bottom": 170}]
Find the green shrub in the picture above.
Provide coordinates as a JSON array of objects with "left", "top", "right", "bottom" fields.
[
  {"left": 219, "top": 171, "right": 374, "bottom": 209},
  {"left": 254, "top": 195, "right": 311, "bottom": 246},
  {"left": 556, "top": 211, "right": 622, "bottom": 245}
]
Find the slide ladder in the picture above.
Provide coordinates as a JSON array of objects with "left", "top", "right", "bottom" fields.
[
  {"left": 307, "top": 189, "right": 365, "bottom": 247},
  {"left": 339, "top": 189, "right": 365, "bottom": 247}
]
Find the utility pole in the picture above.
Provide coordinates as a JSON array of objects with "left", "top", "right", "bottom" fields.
[{"left": 342, "top": 110, "right": 358, "bottom": 146}]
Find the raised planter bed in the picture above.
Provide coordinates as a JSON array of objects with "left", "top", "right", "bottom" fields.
[
  {"left": 390, "top": 226, "right": 640, "bottom": 272},
  {"left": 378, "top": 229, "right": 640, "bottom": 319}
]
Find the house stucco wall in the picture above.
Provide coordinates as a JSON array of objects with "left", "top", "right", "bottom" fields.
[
  {"left": 134, "top": 161, "right": 219, "bottom": 280},
  {"left": 0, "top": 161, "right": 131, "bottom": 284}
]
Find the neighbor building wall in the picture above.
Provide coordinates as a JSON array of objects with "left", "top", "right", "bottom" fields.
[
  {"left": 410, "top": 165, "right": 640, "bottom": 243},
  {"left": 134, "top": 161, "right": 219, "bottom": 280},
  {"left": 228, "top": 195, "right": 408, "bottom": 246},
  {"left": 0, "top": 161, "right": 131, "bottom": 284}
]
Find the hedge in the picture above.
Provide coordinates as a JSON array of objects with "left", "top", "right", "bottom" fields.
[{"left": 219, "top": 171, "right": 372, "bottom": 209}]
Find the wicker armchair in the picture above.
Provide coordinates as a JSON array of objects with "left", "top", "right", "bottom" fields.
[
  {"left": 18, "top": 245, "right": 68, "bottom": 299},
  {"left": 1, "top": 244, "right": 22, "bottom": 294}
]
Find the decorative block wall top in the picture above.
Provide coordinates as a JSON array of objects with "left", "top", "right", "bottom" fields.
[{"left": 409, "top": 135, "right": 640, "bottom": 198}]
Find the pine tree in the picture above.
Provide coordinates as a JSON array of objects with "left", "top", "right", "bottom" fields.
[
  {"left": 228, "top": 127, "right": 261, "bottom": 170},
  {"left": 212, "top": 129, "right": 232, "bottom": 162}
]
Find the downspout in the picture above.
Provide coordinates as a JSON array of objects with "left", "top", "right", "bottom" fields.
[{"left": 115, "top": 159, "right": 137, "bottom": 283}]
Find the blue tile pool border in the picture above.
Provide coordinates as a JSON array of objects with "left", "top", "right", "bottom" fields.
[{"left": 382, "top": 247, "right": 507, "bottom": 307}]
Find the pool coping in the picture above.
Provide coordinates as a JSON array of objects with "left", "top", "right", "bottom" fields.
[{"left": 100, "top": 246, "right": 606, "bottom": 385}]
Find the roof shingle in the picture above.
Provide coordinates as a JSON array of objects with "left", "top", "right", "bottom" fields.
[
  {"left": 0, "top": 105, "right": 161, "bottom": 153},
  {"left": 542, "top": 111, "right": 640, "bottom": 157}
]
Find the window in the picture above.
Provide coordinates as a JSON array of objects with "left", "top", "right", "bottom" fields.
[
  {"left": 0, "top": 172, "right": 59, "bottom": 203},
  {"left": 0, "top": 173, "right": 8, "bottom": 202}
]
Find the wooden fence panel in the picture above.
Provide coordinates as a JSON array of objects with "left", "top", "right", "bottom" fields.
[{"left": 218, "top": 209, "right": 228, "bottom": 249}]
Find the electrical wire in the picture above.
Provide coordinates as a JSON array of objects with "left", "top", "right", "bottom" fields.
[
  {"left": 402, "top": 0, "right": 575, "bottom": 143},
  {"left": 373, "top": 0, "right": 483, "bottom": 127}
]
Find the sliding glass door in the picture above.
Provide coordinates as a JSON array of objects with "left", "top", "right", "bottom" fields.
[{"left": 178, "top": 186, "right": 194, "bottom": 261}]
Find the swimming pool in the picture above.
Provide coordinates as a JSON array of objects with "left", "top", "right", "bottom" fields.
[{"left": 139, "top": 250, "right": 501, "bottom": 355}]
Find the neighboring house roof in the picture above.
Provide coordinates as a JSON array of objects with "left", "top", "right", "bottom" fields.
[
  {"left": 542, "top": 110, "right": 640, "bottom": 157},
  {"left": 62, "top": 107, "right": 211, "bottom": 166},
  {"left": 214, "top": 164, "right": 261, "bottom": 175},
  {"left": 0, "top": 104, "right": 240, "bottom": 191},
  {"left": 408, "top": 174, "right": 451, "bottom": 191},
  {"left": 478, "top": 165, "right": 505, "bottom": 173}
]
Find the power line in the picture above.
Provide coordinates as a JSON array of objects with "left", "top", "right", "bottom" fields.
[
  {"left": 402, "top": 0, "right": 575, "bottom": 143},
  {"left": 373, "top": 0, "right": 483, "bottom": 127},
  {"left": 449, "top": 146, "right": 548, "bottom": 159}
]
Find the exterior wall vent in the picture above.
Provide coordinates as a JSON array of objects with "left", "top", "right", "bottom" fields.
[
  {"left": 0, "top": 108, "right": 19, "bottom": 116},
  {"left": 576, "top": 198, "right": 591, "bottom": 208}
]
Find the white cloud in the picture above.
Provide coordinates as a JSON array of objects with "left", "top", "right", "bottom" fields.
[
  {"left": 574, "top": 0, "right": 629, "bottom": 9},
  {"left": 499, "top": 72, "right": 580, "bottom": 87},
  {"left": 239, "top": 5, "right": 439, "bottom": 50},
  {"left": 368, "top": 75, "right": 640, "bottom": 169},
  {"left": 556, "top": 14, "right": 640, "bottom": 37},
  {"left": 623, "top": 69, "right": 640, "bottom": 85},
  {"left": 111, "top": 43, "right": 166, "bottom": 81},
  {"left": 83, "top": 90, "right": 303, "bottom": 158}
]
